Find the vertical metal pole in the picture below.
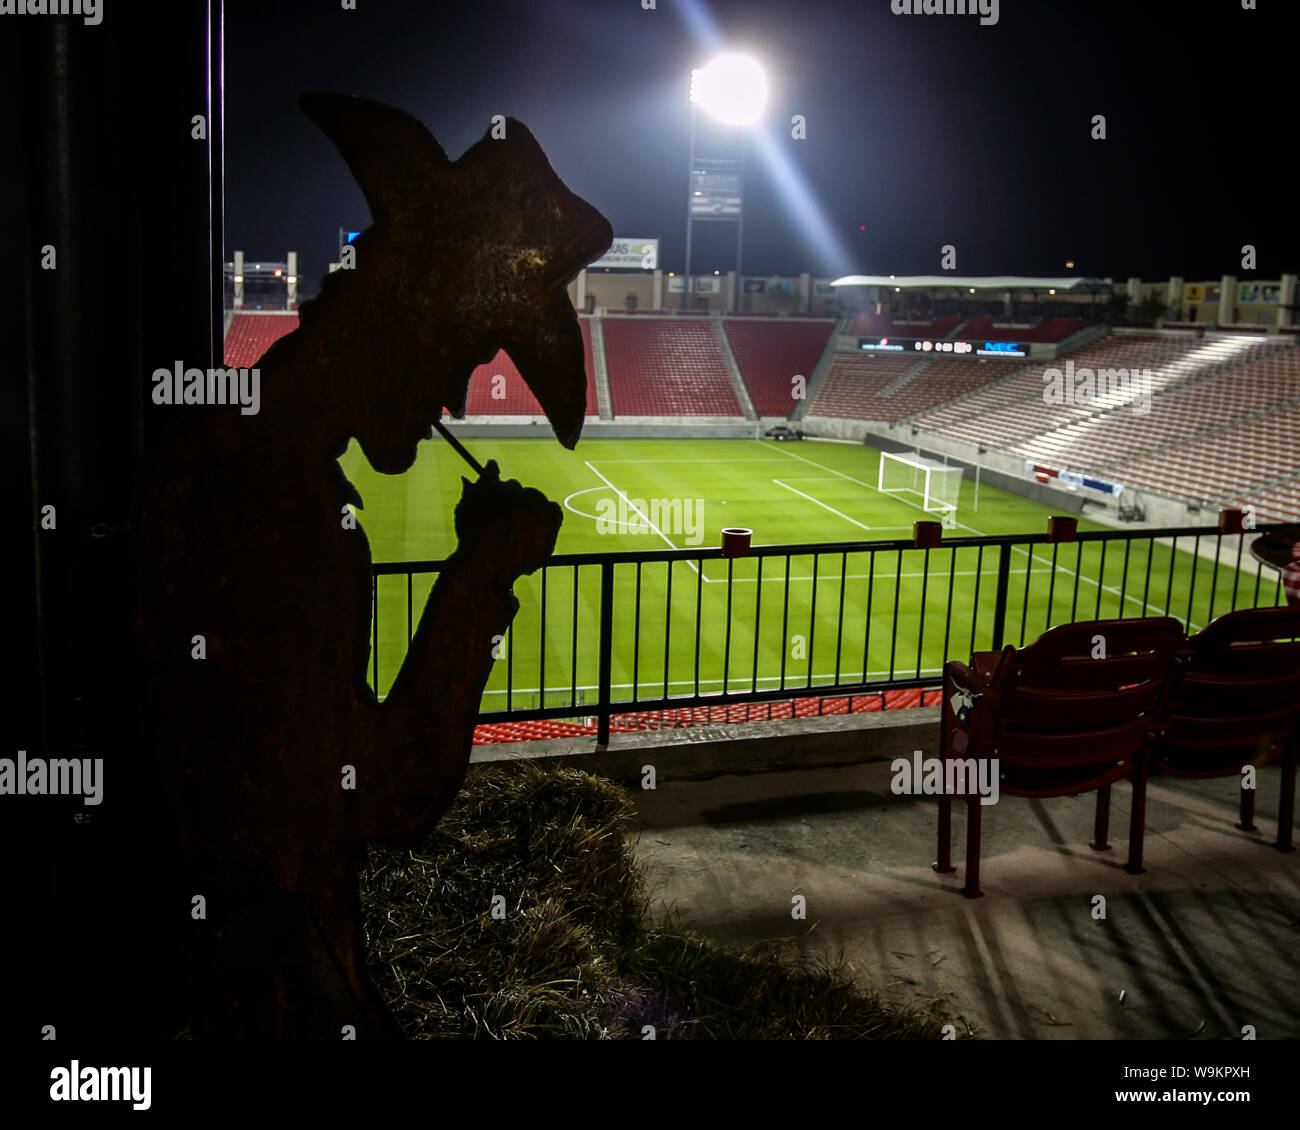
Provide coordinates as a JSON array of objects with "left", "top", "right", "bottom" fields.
[
  {"left": 734, "top": 154, "right": 745, "bottom": 312},
  {"left": 663, "top": 561, "right": 673, "bottom": 699},
  {"left": 1141, "top": 536, "right": 1154, "bottom": 617},
  {"left": 723, "top": 557, "right": 734, "bottom": 694},
  {"left": 917, "top": 548, "right": 930, "bottom": 678},
  {"left": 571, "top": 564, "right": 580, "bottom": 709},
  {"left": 1186, "top": 535, "right": 1201, "bottom": 628},
  {"left": 808, "top": 553, "right": 819, "bottom": 688},
  {"left": 1207, "top": 534, "right": 1222, "bottom": 623},
  {"left": 632, "top": 562, "right": 642, "bottom": 703},
  {"left": 597, "top": 561, "right": 614, "bottom": 745},
  {"left": 682, "top": 103, "right": 696, "bottom": 310},
  {"left": 991, "top": 543, "right": 1013, "bottom": 650}
]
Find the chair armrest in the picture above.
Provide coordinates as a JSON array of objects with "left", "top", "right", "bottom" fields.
[{"left": 944, "top": 657, "right": 995, "bottom": 697}]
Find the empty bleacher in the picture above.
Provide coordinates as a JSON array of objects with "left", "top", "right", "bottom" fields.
[
  {"left": 912, "top": 334, "right": 1207, "bottom": 445},
  {"left": 1233, "top": 476, "right": 1300, "bottom": 524},
  {"left": 807, "top": 352, "right": 1021, "bottom": 422},
  {"left": 880, "top": 355, "right": 1026, "bottom": 419},
  {"left": 1113, "top": 405, "right": 1300, "bottom": 507},
  {"left": 847, "top": 312, "right": 892, "bottom": 336},
  {"left": 223, "top": 312, "right": 298, "bottom": 366},
  {"left": 724, "top": 319, "right": 834, "bottom": 417},
  {"left": 806, "top": 353, "right": 917, "bottom": 419},
  {"left": 457, "top": 320, "right": 599, "bottom": 416},
  {"left": 603, "top": 318, "right": 742, "bottom": 416},
  {"left": 1012, "top": 342, "right": 1300, "bottom": 471}
]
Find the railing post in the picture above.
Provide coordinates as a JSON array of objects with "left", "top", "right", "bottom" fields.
[
  {"left": 597, "top": 559, "right": 614, "bottom": 745},
  {"left": 990, "top": 542, "right": 1013, "bottom": 650}
]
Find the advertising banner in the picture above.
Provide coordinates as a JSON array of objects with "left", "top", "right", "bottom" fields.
[{"left": 589, "top": 238, "right": 658, "bottom": 270}]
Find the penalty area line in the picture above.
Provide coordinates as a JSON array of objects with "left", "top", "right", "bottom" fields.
[{"left": 772, "top": 478, "right": 872, "bottom": 532}]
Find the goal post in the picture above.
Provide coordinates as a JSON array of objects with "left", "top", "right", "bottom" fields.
[{"left": 877, "top": 451, "right": 963, "bottom": 516}]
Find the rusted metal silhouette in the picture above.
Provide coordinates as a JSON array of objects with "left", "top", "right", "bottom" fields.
[{"left": 138, "top": 93, "right": 611, "bottom": 1038}]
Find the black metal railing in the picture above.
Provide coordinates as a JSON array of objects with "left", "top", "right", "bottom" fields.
[{"left": 371, "top": 524, "right": 1293, "bottom": 743}]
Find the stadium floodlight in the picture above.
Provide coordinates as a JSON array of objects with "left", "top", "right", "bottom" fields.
[{"left": 690, "top": 53, "right": 768, "bottom": 127}]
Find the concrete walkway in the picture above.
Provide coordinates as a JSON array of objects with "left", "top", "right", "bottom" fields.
[{"left": 627, "top": 756, "right": 1300, "bottom": 1039}]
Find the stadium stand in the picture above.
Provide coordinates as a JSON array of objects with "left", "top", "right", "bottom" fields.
[
  {"left": 807, "top": 352, "right": 1023, "bottom": 422},
  {"left": 224, "top": 313, "right": 600, "bottom": 417},
  {"left": 1019, "top": 317, "right": 1089, "bottom": 342},
  {"left": 603, "top": 317, "right": 743, "bottom": 415},
  {"left": 457, "top": 319, "right": 599, "bottom": 416},
  {"left": 891, "top": 332, "right": 1296, "bottom": 517},
  {"left": 877, "top": 355, "right": 1027, "bottom": 420},
  {"left": 1232, "top": 477, "right": 1300, "bottom": 524},
  {"left": 848, "top": 312, "right": 893, "bottom": 335},
  {"left": 723, "top": 318, "right": 835, "bottom": 416},
  {"left": 805, "top": 353, "right": 918, "bottom": 419},
  {"left": 223, "top": 311, "right": 1298, "bottom": 520},
  {"left": 1112, "top": 406, "right": 1300, "bottom": 506},
  {"left": 223, "top": 312, "right": 298, "bottom": 367},
  {"left": 910, "top": 334, "right": 1239, "bottom": 445},
  {"left": 1011, "top": 341, "right": 1300, "bottom": 472}
]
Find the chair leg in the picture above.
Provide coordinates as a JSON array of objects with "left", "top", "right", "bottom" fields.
[
  {"left": 1091, "top": 784, "right": 1112, "bottom": 852},
  {"left": 1237, "top": 776, "right": 1258, "bottom": 834},
  {"left": 1276, "top": 746, "right": 1296, "bottom": 853},
  {"left": 934, "top": 792, "right": 955, "bottom": 873},
  {"left": 961, "top": 794, "right": 984, "bottom": 899},
  {"left": 1124, "top": 758, "right": 1148, "bottom": 876}
]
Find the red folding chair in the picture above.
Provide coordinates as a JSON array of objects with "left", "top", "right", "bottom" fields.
[
  {"left": 935, "top": 618, "right": 1184, "bottom": 898},
  {"left": 1153, "top": 606, "right": 1300, "bottom": 852}
]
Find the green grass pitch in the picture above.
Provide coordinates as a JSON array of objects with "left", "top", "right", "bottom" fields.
[{"left": 339, "top": 437, "right": 1285, "bottom": 714}]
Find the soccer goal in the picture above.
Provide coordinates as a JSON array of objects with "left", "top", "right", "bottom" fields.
[{"left": 878, "top": 451, "right": 963, "bottom": 516}]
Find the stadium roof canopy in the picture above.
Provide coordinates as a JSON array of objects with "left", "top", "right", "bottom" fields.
[{"left": 830, "top": 275, "right": 1111, "bottom": 290}]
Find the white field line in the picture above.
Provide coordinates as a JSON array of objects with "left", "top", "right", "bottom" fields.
[
  {"left": 772, "top": 478, "right": 873, "bottom": 531},
  {"left": 580, "top": 457, "right": 792, "bottom": 464},
  {"left": 763, "top": 441, "right": 1194, "bottom": 624},
  {"left": 583, "top": 460, "right": 701, "bottom": 577},
  {"left": 697, "top": 568, "right": 992, "bottom": 584}
]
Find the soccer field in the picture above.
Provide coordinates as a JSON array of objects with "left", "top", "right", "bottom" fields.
[{"left": 339, "top": 437, "right": 1285, "bottom": 714}]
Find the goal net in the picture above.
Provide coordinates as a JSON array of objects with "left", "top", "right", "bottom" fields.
[{"left": 878, "top": 451, "right": 963, "bottom": 516}]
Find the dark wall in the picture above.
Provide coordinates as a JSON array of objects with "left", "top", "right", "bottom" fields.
[{"left": 4, "top": 1, "right": 222, "bottom": 1040}]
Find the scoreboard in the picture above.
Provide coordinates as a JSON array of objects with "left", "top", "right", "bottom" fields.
[{"left": 858, "top": 337, "right": 1029, "bottom": 358}]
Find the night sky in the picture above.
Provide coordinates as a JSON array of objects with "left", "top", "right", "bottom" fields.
[{"left": 225, "top": 0, "right": 1297, "bottom": 298}]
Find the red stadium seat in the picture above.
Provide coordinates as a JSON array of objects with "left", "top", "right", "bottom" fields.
[
  {"left": 935, "top": 617, "right": 1184, "bottom": 898},
  {"left": 1152, "top": 606, "right": 1300, "bottom": 851}
]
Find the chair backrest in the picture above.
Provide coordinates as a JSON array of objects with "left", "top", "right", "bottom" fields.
[
  {"left": 1184, "top": 606, "right": 1300, "bottom": 678},
  {"left": 1162, "top": 607, "right": 1300, "bottom": 764},
  {"left": 988, "top": 618, "right": 1184, "bottom": 771}
]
